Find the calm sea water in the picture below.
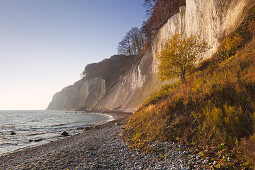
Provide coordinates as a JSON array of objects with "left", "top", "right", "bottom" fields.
[{"left": 0, "top": 110, "right": 113, "bottom": 155}]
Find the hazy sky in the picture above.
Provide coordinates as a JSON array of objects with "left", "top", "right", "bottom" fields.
[{"left": 0, "top": 0, "right": 146, "bottom": 110}]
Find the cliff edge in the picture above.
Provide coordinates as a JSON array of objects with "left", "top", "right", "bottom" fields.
[{"left": 47, "top": 0, "right": 251, "bottom": 111}]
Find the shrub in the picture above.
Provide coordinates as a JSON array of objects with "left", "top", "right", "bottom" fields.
[
  {"left": 240, "top": 131, "right": 255, "bottom": 166},
  {"left": 123, "top": 4, "right": 255, "bottom": 168},
  {"left": 221, "top": 33, "right": 243, "bottom": 58},
  {"left": 201, "top": 104, "right": 254, "bottom": 146},
  {"left": 143, "top": 84, "right": 177, "bottom": 106},
  {"left": 248, "top": 20, "right": 255, "bottom": 34}
]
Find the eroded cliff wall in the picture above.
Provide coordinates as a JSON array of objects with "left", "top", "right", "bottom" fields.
[
  {"left": 47, "top": 0, "right": 250, "bottom": 111},
  {"left": 47, "top": 55, "right": 136, "bottom": 110}
]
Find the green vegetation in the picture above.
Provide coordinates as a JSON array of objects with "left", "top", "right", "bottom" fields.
[
  {"left": 156, "top": 34, "right": 208, "bottom": 82},
  {"left": 123, "top": 5, "right": 255, "bottom": 169},
  {"left": 143, "top": 84, "right": 177, "bottom": 106}
]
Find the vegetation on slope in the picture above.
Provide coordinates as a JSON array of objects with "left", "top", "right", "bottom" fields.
[
  {"left": 123, "top": 4, "right": 255, "bottom": 169},
  {"left": 142, "top": 0, "right": 186, "bottom": 37},
  {"left": 156, "top": 34, "right": 208, "bottom": 83}
]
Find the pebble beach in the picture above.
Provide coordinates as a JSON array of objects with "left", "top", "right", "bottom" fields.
[{"left": 0, "top": 112, "right": 209, "bottom": 169}]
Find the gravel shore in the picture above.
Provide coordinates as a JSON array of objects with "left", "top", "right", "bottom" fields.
[{"left": 0, "top": 112, "right": 208, "bottom": 170}]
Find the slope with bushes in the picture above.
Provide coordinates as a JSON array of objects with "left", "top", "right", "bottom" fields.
[{"left": 123, "top": 4, "right": 255, "bottom": 168}]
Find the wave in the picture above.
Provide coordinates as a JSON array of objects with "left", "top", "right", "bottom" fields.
[
  {"left": 50, "top": 123, "right": 67, "bottom": 127},
  {"left": 0, "top": 110, "right": 113, "bottom": 155}
]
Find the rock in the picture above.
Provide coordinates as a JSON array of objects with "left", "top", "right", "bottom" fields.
[
  {"left": 84, "top": 126, "right": 93, "bottom": 131},
  {"left": 34, "top": 139, "right": 43, "bottom": 142},
  {"left": 61, "top": 131, "right": 69, "bottom": 136},
  {"left": 10, "top": 131, "right": 16, "bottom": 135},
  {"left": 29, "top": 139, "right": 43, "bottom": 142},
  {"left": 115, "top": 122, "right": 120, "bottom": 126}
]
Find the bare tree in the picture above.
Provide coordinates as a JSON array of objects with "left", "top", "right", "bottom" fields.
[
  {"left": 142, "top": 0, "right": 186, "bottom": 40},
  {"left": 118, "top": 27, "right": 145, "bottom": 56}
]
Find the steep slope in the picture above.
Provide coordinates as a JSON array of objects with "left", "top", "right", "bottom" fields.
[
  {"left": 123, "top": 3, "right": 255, "bottom": 167},
  {"left": 48, "top": 0, "right": 251, "bottom": 111}
]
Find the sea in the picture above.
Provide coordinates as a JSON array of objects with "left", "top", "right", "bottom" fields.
[{"left": 0, "top": 110, "right": 113, "bottom": 155}]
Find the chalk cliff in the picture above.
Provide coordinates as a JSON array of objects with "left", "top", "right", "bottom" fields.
[{"left": 47, "top": 0, "right": 251, "bottom": 111}]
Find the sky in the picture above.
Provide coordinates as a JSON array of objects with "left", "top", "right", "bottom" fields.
[{"left": 0, "top": 0, "right": 146, "bottom": 110}]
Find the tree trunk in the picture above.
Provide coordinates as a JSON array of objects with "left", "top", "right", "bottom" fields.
[
  {"left": 181, "top": 74, "right": 185, "bottom": 83},
  {"left": 180, "top": 69, "right": 186, "bottom": 83}
]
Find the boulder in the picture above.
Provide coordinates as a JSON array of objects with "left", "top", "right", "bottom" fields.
[
  {"left": 10, "top": 131, "right": 16, "bottom": 135},
  {"left": 61, "top": 131, "right": 69, "bottom": 136},
  {"left": 29, "top": 139, "right": 43, "bottom": 142},
  {"left": 34, "top": 139, "right": 43, "bottom": 142}
]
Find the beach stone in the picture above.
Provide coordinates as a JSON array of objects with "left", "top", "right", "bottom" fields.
[
  {"left": 0, "top": 118, "right": 209, "bottom": 169},
  {"left": 34, "top": 139, "right": 43, "bottom": 142},
  {"left": 61, "top": 131, "right": 69, "bottom": 136},
  {"left": 10, "top": 131, "right": 16, "bottom": 135},
  {"left": 84, "top": 126, "right": 93, "bottom": 131},
  {"left": 29, "top": 139, "right": 43, "bottom": 142}
]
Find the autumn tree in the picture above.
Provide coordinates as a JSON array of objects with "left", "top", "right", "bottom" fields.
[
  {"left": 157, "top": 34, "right": 208, "bottom": 83},
  {"left": 118, "top": 27, "right": 145, "bottom": 56},
  {"left": 118, "top": 0, "right": 186, "bottom": 56},
  {"left": 142, "top": 0, "right": 186, "bottom": 39}
]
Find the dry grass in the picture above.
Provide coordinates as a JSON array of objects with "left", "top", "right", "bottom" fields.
[{"left": 123, "top": 5, "right": 255, "bottom": 168}]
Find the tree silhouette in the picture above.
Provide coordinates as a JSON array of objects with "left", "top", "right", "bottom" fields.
[{"left": 118, "top": 27, "right": 145, "bottom": 56}]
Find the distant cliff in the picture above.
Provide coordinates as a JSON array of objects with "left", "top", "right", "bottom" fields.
[
  {"left": 47, "top": 0, "right": 250, "bottom": 111},
  {"left": 47, "top": 55, "right": 137, "bottom": 110}
]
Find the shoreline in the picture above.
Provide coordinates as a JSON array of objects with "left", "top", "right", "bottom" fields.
[
  {"left": 0, "top": 111, "right": 208, "bottom": 169},
  {"left": 0, "top": 111, "right": 134, "bottom": 169},
  {"left": 0, "top": 110, "right": 130, "bottom": 157}
]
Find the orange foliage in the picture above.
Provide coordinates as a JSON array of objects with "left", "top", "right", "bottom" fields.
[{"left": 142, "top": 0, "right": 186, "bottom": 38}]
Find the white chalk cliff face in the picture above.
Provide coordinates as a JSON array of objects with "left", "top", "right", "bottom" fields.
[
  {"left": 47, "top": 0, "right": 249, "bottom": 111},
  {"left": 47, "top": 77, "right": 106, "bottom": 110},
  {"left": 152, "top": 0, "right": 248, "bottom": 73}
]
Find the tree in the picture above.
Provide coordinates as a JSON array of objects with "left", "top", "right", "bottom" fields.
[
  {"left": 156, "top": 34, "right": 208, "bottom": 83},
  {"left": 118, "top": 27, "right": 145, "bottom": 56},
  {"left": 142, "top": 0, "right": 186, "bottom": 40}
]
